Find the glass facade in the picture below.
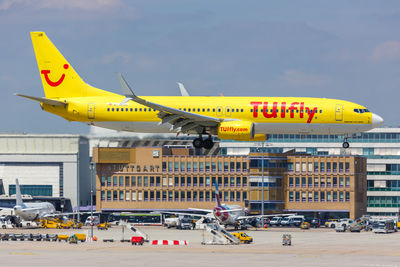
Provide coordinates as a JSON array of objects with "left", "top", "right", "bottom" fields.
[{"left": 9, "top": 185, "right": 52, "bottom": 197}]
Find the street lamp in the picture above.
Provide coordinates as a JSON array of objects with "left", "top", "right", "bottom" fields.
[
  {"left": 261, "top": 142, "right": 264, "bottom": 216},
  {"left": 90, "top": 162, "right": 95, "bottom": 239}
]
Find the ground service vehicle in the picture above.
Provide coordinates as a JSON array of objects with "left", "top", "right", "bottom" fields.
[
  {"left": 270, "top": 217, "right": 282, "bottom": 226},
  {"left": 325, "top": 219, "right": 339, "bottom": 228},
  {"left": 85, "top": 216, "right": 100, "bottom": 226},
  {"left": 311, "top": 218, "right": 320, "bottom": 228},
  {"left": 288, "top": 216, "right": 305, "bottom": 227},
  {"left": 41, "top": 219, "right": 60, "bottom": 229},
  {"left": 280, "top": 217, "right": 291, "bottom": 226},
  {"left": 333, "top": 219, "right": 354, "bottom": 230},
  {"left": 131, "top": 236, "right": 144, "bottom": 245},
  {"left": 301, "top": 222, "right": 310, "bottom": 229},
  {"left": 372, "top": 220, "right": 395, "bottom": 234},
  {"left": 231, "top": 232, "right": 253, "bottom": 244},
  {"left": 97, "top": 222, "right": 110, "bottom": 230}
]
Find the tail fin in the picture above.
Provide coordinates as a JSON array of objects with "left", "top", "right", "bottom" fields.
[
  {"left": 30, "top": 32, "right": 112, "bottom": 98},
  {"left": 215, "top": 182, "right": 221, "bottom": 207},
  {"left": 15, "top": 179, "right": 23, "bottom": 206}
]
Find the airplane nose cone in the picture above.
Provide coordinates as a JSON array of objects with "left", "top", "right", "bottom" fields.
[{"left": 372, "top": 113, "right": 384, "bottom": 127}]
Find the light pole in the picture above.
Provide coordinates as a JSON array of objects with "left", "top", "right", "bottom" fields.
[
  {"left": 261, "top": 142, "right": 264, "bottom": 216},
  {"left": 90, "top": 162, "right": 94, "bottom": 239}
]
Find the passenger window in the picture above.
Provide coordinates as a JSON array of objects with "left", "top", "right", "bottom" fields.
[
  {"left": 241, "top": 109, "right": 243, "bottom": 112},
  {"left": 236, "top": 109, "right": 239, "bottom": 112},
  {"left": 116, "top": 108, "right": 119, "bottom": 111},
  {"left": 183, "top": 108, "right": 186, "bottom": 111},
  {"left": 188, "top": 108, "right": 191, "bottom": 112},
  {"left": 198, "top": 108, "right": 200, "bottom": 112},
  {"left": 130, "top": 108, "right": 133, "bottom": 112},
  {"left": 107, "top": 108, "right": 110, "bottom": 112},
  {"left": 213, "top": 109, "right": 215, "bottom": 112},
  {"left": 112, "top": 108, "right": 114, "bottom": 111},
  {"left": 144, "top": 108, "right": 147, "bottom": 112},
  {"left": 207, "top": 108, "right": 210, "bottom": 112},
  {"left": 135, "top": 108, "right": 137, "bottom": 112},
  {"left": 202, "top": 108, "right": 205, "bottom": 112},
  {"left": 250, "top": 109, "right": 253, "bottom": 112},
  {"left": 139, "top": 108, "right": 142, "bottom": 111},
  {"left": 126, "top": 108, "right": 128, "bottom": 111},
  {"left": 320, "top": 110, "right": 322, "bottom": 113}
]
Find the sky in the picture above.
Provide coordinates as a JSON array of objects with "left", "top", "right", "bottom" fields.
[{"left": 1, "top": 0, "right": 400, "bottom": 134}]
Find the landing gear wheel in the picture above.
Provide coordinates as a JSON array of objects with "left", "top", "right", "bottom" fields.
[
  {"left": 203, "top": 139, "right": 214, "bottom": 149},
  {"left": 342, "top": 142, "right": 350, "bottom": 149},
  {"left": 193, "top": 138, "right": 204, "bottom": 149}
]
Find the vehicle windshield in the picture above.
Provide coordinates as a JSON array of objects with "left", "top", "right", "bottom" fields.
[
  {"left": 281, "top": 217, "right": 290, "bottom": 222},
  {"left": 373, "top": 222, "right": 385, "bottom": 229}
]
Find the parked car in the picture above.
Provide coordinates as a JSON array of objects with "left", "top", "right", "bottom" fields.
[
  {"left": 270, "top": 217, "right": 282, "bottom": 227},
  {"left": 288, "top": 216, "right": 305, "bottom": 227}
]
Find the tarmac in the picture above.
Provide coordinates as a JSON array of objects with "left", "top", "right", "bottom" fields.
[{"left": 1, "top": 226, "right": 400, "bottom": 267}]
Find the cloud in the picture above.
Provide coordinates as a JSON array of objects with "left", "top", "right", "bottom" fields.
[
  {"left": 0, "top": 0, "right": 124, "bottom": 11},
  {"left": 98, "top": 51, "right": 133, "bottom": 65},
  {"left": 279, "top": 70, "right": 329, "bottom": 88},
  {"left": 372, "top": 41, "right": 400, "bottom": 62}
]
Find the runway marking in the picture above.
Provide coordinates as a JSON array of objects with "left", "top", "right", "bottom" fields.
[{"left": 11, "top": 252, "right": 39, "bottom": 256}]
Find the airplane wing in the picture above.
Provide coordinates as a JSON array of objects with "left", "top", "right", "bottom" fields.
[
  {"left": 160, "top": 211, "right": 214, "bottom": 218},
  {"left": 188, "top": 208, "right": 214, "bottom": 213},
  {"left": 15, "top": 94, "right": 68, "bottom": 106},
  {"left": 117, "top": 73, "right": 225, "bottom": 134}
]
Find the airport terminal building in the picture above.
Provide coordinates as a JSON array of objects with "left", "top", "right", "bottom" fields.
[
  {"left": 93, "top": 145, "right": 366, "bottom": 219},
  {"left": 0, "top": 134, "right": 91, "bottom": 209},
  {"left": 220, "top": 127, "right": 400, "bottom": 216}
]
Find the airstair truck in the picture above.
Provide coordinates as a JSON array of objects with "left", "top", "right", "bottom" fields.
[{"left": 372, "top": 219, "right": 395, "bottom": 234}]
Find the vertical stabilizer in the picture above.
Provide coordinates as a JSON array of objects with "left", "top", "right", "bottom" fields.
[
  {"left": 215, "top": 182, "right": 221, "bottom": 207},
  {"left": 15, "top": 179, "right": 23, "bottom": 206}
]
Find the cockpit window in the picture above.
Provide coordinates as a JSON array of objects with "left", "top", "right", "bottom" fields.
[{"left": 354, "top": 108, "right": 370, "bottom": 113}]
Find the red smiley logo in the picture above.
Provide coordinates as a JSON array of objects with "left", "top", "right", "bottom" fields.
[{"left": 41, "top": 64, "right": 69, "bottom": 87}]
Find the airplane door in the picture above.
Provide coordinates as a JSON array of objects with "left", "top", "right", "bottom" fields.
[
  {"left": 335, "top": 104, "right": 343, "bottom": 121},
  {"left": 225, "top": 106, "right": 232, "bottom": 117},
  {"left": 216, "top": 106, "right": 223, "bottom": 117},
  {"left": 88, "top": 103, "right": 95, "bottom": 119}
]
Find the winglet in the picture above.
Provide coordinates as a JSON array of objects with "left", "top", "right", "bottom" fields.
[
  {"left": 15, "top": 179, "right": 23, "bottom": 206},
  {"left": 117, "top": 73, "right": 136, "bottom": 98},
  {"left": 177, "top": 82, "right": 190, "bottom": 96}
]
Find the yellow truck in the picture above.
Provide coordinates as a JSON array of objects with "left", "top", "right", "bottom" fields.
[
  {"left": 97, "top": 222, "right": 110, "bottom": 230},
  {"left": 231, "top": 232, "right": 253, "bottom": 244}
]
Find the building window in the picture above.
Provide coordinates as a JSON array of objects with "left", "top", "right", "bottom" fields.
[
  {"left": 288, "top": 163, "right": 293, "bottom": 172},
  {"left": 113, "top": 176, "right": 118, "bottom": 186},
  {"left": 162, "top": 162, "right": 167, "bottom": 172},
  {"left": 295, "top": 162, "right": 300, "bottom": 172},
  {"left": 320, "top": 191, "right": 325, "bottom": 202},
  {"left": 206, "top": 177, "right": 211, "bottom": 187},
  {"left": 301, "top": 177, "right": 306, "bottom": 187},
  {"left": 320, "top": 162, "right": 325, "bottom": 172},
  {"left": 295, "top": 192, "right": 300, "bottom": 202},
  {"left": 168, "top": 177, "right": 173, "bottom": 186},
  {"left": 137, "top": 176, "right": 142, "bottom": 187},
  {"left": 243, "top": 191, "right": 247, "bottom": 201},
  {"left": 345, "top": 192, "right": 350, "bottom": 202},
  {"left": 168, "top": 162, "right": 173, "bottom": 172},
  {"left": 236, "top": 176, "right": 241, "bottom": 187},
  {"left": 125, "top": 191, "right": 130, "bottom": 201},
  {"left": 193, "top": 176, "right": 198, "bottom": 187},
  {"left": 181, "top": 191, "right": 185, "bottom": 201},
  {"left": 125, "top": 176, "right": 130, "bottom": 187},
  {"left": 187, "top": 162, "right": 191, "bottom": 172},
  {"left": 345, "top": 163, "right": 350, "bottom": 172},
  {"left": 289, "top": 177, "right": 294, "bottom": 187},
  {"left": 314, "top": 177, "right": 319, "bottom": 187},
  {"left": 289, "top": 192, "right": 294, "bottom": 202},
  {"left": 333, "top": 192, "right": 337, "bottom": 202},
  {"left": 327, "top": 162, "right": 331, "bottom": 172},
  {"left": 199, "top": 191, "right": 204, "bottom": 201},
  {"left": 187, "top": 176, "right": 191, "bottom": 187},
  {"left": 243, "top": 177, "right": 247, "bottom": 187},
  {"left": 144, "top": 176, "right": 149, "bottom": 187},
  {"left": 339, "top": 177, "right": 344, "bottom": 188},
  {"left": 345, "top": 177, "right": 350, "bottom": 187},
  {"left": 175, "top": 177, "right": 179, "bottom": 187},
  {"left": 327, "top": 177, "right": 331, "bottom": 187},
  {"left": 187, "top": 191, "right": 191, "bottom": 202},
  {"left": 321, "top": 178, "right": 325, "bottom": 187},
  {"left": 107, "top": 176, "right": 111, "bottom": 187},
  {"left": 224, "top": 177, "right": 228, "bottom": 187},
  {"left": 162, "top": 191, "right": 166, "bottom": 201},
  {"left": 119, "top": 176, "right": 124, "bottom": 186},
  {"left": 308, "top": 192, "right": 312, "bottom": 202},
  {"left": 193, "top": 191, "right": 198, "bottom": 201},
  {"left": 308, "top": 162, "right": 312, "bottom": 172},
  {"left": 181, "top": 177, "right": 185, "bottom": 187},
  {"left": 224, "top": 192, "right": 228, "bottom": 201},
  {"left": 333, "top": 162, "right": 337, "bottom": 173},
  {"left": 206, "top": 162, "right": 210, "bottom": 172},
  {"left": 181, "top": 162, "right": 185, "bottom": 172},
  {"left": 339, "top": 162, "right": 343, "bottom": 173},
  {"left": 295, "top": 177, "right": 300, "bottom": 187},
  {"left": 100, "top": 176, "right": 106, "bottom": 187},
  {"left": 200, "top": 162, "right": 204, "bottom": 172},
  {"left": 119, "top": 191, "right": 124, "bottom": 201},
  {"left": 308, "top": 177, "right": 312, "bottom": 187},
  {"left": 156, "top": 176, "right": 160, "bottom": 187},
  {"left": 301, "top": 192, "right": 306, "bottom": 202},
  {"left": 199, "top": 177, "right": 204, "bottom": 186},
  {"left": 193, "top": 162, "right": 198, "bottom": 172},
  {"left": 314, "top": 191, "right": 319, "bottom": 202},
  {"left": 302, "top": 163, "right": 306, "bottom": 172},
  {"left": 174, "top": 162, "right": 179, "bottom": 172},
  {"left": 224, "top": 162, "right": 229, "bottom": 172},
  {"left": 218, "top": 162, "right": 222, "bottom": 172},
  {"left": 327, "top": 192, "right": 331, "bottom": 202},
  {"left": 314, "top": 162, "right": 318, "bottom": 172},
  {"left": 339, "top": 192, "right": 344, "bottom": 202},
  {"left": 132, "top": 191, "right": 136, "bottom": 201},
  {"left": 230, "top": 162, "right": 235, "bottom": 172},
  {"left": 113, "top": 191, "right": 118, "bottom": 201},
  {"left": 156, "top": 191, "right": 160, "bottom": 201},
  {"left": 174, "top": 191, "right": 179, "bottom": 201},
  {"left": 333, "top": 177, "right": 337, "bottom": 187},
  {"left": 138, "top": 191, "right": 143, "bottom": 201},
  {"left": 107, "top": 191, "right": 111, "bottom": 201},
  {"left": 101, "top": 191, "right": 105, "bottom": 201},
  {"left": 212, "top": 162, "right": 216, "bottom": 172},
  {"left": 230, "top": 177, "right": 235, "bottom": 187}
]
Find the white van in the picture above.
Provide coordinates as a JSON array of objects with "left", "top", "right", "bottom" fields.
[
  {"left": 270, "top": 217, "right": 282, "bottom": 226},
  {"left": 287, "top": 216, "right": 305, "bottom": 227}
]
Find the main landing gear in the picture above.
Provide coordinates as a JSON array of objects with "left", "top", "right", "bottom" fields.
[
  {"left": 342, "top": 137, "right": 350, "bottom": 149},
  {"left": 193, "top": 135, "right": 214, "bottom": 149}
]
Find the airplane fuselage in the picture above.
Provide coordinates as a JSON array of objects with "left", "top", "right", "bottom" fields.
[
  {"left": 14, "top": 202, "right": 55, "bottom": 221},
  {"left": 42, "top": 96, "right": 381, "bottom": 135}
]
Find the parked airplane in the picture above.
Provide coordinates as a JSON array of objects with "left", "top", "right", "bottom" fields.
[
  {"left": 162, "top": 183, "right": 293, "bottom": 228},
  {"left": 13, "top": 179, "right": 56, "bottom": 221},
  {"left": 17, "top": 32, "right": 384, "bottom": 149}
]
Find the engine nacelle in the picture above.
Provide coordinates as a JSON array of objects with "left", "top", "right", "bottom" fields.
[{"left": 218, "top": 121, "right": 256, "bottom": 141}]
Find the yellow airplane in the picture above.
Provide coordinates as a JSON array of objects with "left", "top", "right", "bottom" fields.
[{"left": 17, "top": 32, "right": 383, "bottom": 149}]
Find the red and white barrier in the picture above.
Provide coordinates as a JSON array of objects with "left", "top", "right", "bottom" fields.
[{"left": 151, "top": 240, "right": 188, "bottom": 246}]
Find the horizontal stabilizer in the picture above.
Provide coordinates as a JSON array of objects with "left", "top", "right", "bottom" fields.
[{"left": 15, "top": 94, "right": 67, "bottom": 106}]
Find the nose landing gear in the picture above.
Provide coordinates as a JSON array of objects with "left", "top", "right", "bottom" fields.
[{"left": 193, "top": 135, "right": 214, "bottom": 149}]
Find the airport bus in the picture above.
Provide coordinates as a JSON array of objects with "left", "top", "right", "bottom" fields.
[{"left": 107, "top": 212, "right": 162, "bottom": 226}]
